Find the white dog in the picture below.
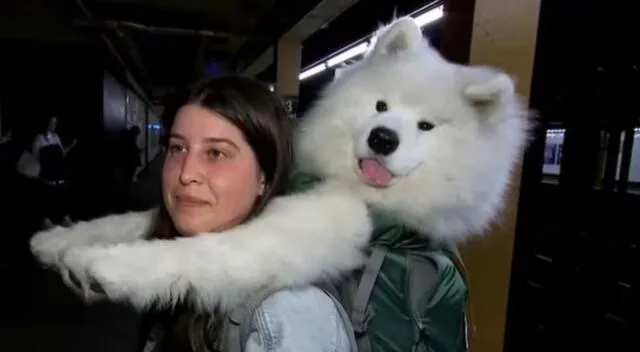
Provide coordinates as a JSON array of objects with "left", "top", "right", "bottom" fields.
[{"left": 30, "top": 17, "right": 530, "bottom": 313}]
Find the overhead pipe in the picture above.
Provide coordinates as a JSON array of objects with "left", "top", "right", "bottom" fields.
[
  {"left": 74, "top": 0, "right": 152, "bottom": 104},
  {"left": 72, "top": 18, "right": 271, "bottom": 40},
  {"left": 103, "top": 20, "right": 233, "bottom": 38}
]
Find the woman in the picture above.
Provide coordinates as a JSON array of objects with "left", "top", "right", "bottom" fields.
[
  {"left": 16, "top": 116, "right": 76, "bottom": 228},
  {"left": 79, "top": 76, "right": 352, "bottom": 352},
  {"left": 35, "top": 115, "right": 76, "bottom": 226},
  {"left": 33, "top": 116, "right": 77, "bottom": 185}
]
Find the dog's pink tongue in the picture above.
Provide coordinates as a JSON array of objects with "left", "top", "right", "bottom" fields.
[{"left": 360, "top": 158, "right": 393, "bottom": 186}]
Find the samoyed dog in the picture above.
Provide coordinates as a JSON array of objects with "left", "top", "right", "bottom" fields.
[{"left": 30, "top": 17, "right": 530, "bottom": 312}]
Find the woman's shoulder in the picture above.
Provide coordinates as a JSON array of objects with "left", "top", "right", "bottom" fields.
[
  {"left": 259, "top": 285, "right": 334, "bottom": 309},
  {"left": 245, "top": 286, "right": 353, "bottom": 352}
]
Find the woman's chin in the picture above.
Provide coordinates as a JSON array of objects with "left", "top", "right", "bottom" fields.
[
  {"left": 171, "top": 212, "right": 245, "bottom": 238},
  {"left": 173, "top": 217, "right": 211, "bottom": 237}
]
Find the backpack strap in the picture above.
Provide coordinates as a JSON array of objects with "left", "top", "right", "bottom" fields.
[
  {"left": 407, "top": 243, "right": 475, "bottom": 352},
  {"left": 448, "top": 245, "right": 475, "bottom": 352},
  {"left": 319, "top": 285, "right": 359, "bottom": 352},
  {"left": 350, "top": 246, "right": 387, "bottom": 352},
  {"left": 226, "top": 287, "right": 281, "bottom": 352},
  {"left": 407, "top": 252, "right": 439, "bottom": 352}
]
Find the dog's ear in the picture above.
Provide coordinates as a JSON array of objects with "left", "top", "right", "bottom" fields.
[
  {"left": 461, "top": 67, "right": 516, "bottom": 112},
  {"left": 370, "top": 17, "right": 424, "bottom": 57}
]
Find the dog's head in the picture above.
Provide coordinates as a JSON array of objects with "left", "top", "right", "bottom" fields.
[{"left": 295, "top": 17, "right": 531, "bottom": 241}]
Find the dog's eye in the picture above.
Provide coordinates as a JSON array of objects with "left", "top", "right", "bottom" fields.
[
  {"left": 375, "top": 100, "right": 388, "bottom": 113},
  {"left": 417, "top": 121, "right": 435, "bottom": 131}
]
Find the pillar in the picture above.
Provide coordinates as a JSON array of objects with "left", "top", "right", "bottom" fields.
[
  {"left": 0, "top": 98, "right": 3, "bottom": 136},
  {"left": 440, "top": 0, "right": 541, "bottom": 351},
  {"left": 275, "top": 36, "right": 302, "bottom": 119}
]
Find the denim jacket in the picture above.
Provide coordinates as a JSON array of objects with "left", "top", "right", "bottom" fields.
[
  {"left": 245, "top": 286, "right": 352, "bottom": 352},
  {"left": 141, "top": 286, "right": 352, "bottom": 352}
]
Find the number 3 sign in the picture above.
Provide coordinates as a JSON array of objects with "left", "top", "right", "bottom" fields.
[{"left": 282, "top": 95, "right": 299, "bottom": 119}]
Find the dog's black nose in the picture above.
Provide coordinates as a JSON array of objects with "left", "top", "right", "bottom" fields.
[{"left": 367, "top": 126, "right": 399, "bottom": 156}]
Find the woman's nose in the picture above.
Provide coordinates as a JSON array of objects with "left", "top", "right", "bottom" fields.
[{"left": 179, "top": 153, "right": 204, "bottom": 185}]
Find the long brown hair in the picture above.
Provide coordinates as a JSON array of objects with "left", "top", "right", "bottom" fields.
[{"left": 147, "top": 76, "right": 294, "bottom": 351}]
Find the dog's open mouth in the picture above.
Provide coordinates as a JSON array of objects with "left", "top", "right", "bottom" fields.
[{"left": 358, "top": 158, "right": 394, "bottom": 187}]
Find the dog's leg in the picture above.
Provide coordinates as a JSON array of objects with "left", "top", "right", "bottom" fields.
[
  {"left": 61, "top": 191, "right": 372, "bottom": 312},
  {"left": 30, "top": 209, "right": 156, "bottom": 270}
]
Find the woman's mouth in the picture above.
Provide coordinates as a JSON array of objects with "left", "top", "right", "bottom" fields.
[{"left": 175, "top": 194, "right": 210, "bottom": 207}]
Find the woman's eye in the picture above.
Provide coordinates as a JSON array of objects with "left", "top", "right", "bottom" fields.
[
  {"left": 207, "top": 149, "right": 226, "bottom": 160},
  {"left": 167, "top": 144, "right": 184, "bottom": 155}
]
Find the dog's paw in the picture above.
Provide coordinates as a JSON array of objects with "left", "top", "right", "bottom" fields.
[
  {"left": 59, "top": 245, "right": 109, "bottom": 302},
  {"left": 30, "top": 226, "right": 81, "bottom": 270},
  {"left": 61, "top": 242, "right": 185, "bottom": 308}
]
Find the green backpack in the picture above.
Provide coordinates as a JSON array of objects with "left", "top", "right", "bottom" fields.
[
  {"left": 224, "top": 172, "right": 473, "bottom": 352},
  {"left": 321, "top": 209, "right": 473, "bottom": 352}
]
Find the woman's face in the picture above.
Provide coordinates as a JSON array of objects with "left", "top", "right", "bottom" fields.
[
  {"left": 48, "top": 117, "right": 57, "bottom": 131},
  {"left": 162, "top": 104, "right": 265, "bottom": 236}
]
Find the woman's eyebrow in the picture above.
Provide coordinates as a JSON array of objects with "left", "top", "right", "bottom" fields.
[
  {"left": 168, "top": 133, "right": 239, "bottom": 150},
  {"left": 202, "top": 137, "right": 239, "bottom": 151},
  {"left": 168, "top": 133, "right": 186, "bottom": 141}
]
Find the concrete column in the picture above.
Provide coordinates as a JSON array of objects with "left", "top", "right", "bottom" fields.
[
  {"left": 274, "top": 36, "right": 302, "bottom": 118},
  {"left": 0, "top": 98, "right": 3, "bottom": 136},
  {"left": 440, "top": 0, "right": 541, "bottom": 351}
]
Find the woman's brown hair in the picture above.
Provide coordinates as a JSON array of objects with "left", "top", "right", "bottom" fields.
[{"left": 145, "top": 76, "right": 294, "bottom": 351}]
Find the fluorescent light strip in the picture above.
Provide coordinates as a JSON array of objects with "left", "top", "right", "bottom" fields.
[
  {"left": 326, "top": 42, "right": 369, "bottom": 67},
  {"left": 299, "top": 4, "right": 444, "bottom": 81},
  {"left": 299, "top": 63, "right": 327, "bottom": 80},
  {"left": 414, "top": 5, "right": 444, "bottom": 27},
  {"left": 547, "top": 128, "right": 640, "bottom": 132}
]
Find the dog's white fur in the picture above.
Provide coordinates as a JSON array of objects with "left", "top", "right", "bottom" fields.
[{"left": 29, "top": 18, "right": 530, "bottom": 313}]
